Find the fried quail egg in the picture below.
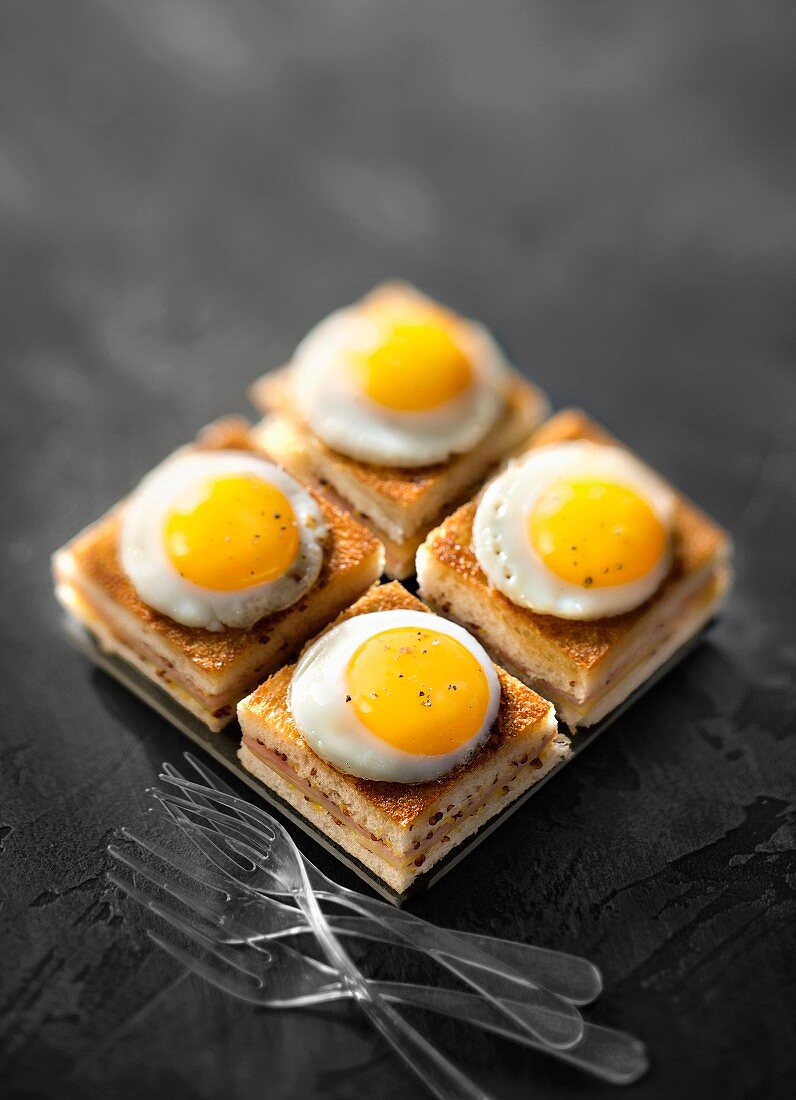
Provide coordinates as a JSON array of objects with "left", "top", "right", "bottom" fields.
[
  {"left": 120, "top": 450, "right": 327, "bottom": 631},
  {"left": 473, "top": 442, "right": 675, "bottom": 620},
  {"left": 289, "top": 609, "right": 501, "bottom": 782},
  {"left": 291, "top": 284, "right": 511, "bottom": 467}
]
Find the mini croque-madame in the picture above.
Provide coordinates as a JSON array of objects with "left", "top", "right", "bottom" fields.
[
  {"left": 53, "top": 419, "right": 384, "bottom": 731},
  {"left": 251, "top": 282, "right": 549, "bottom": 579},
  {"left": 237, "top": 581, "right": 569, "bottom": 894},
  {"left": 417, "top": 409, "right": 733, "bottom": 730}
]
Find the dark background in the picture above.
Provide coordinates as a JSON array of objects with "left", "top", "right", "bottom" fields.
[{"left": 2, "top": 2, "right": 795, "bottom": 1097}]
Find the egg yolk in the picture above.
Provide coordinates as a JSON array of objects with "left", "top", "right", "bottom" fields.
[
  {"left": 345, "top": 626, "right": 492, "bottom": 755},
  {"left": 350, "top": 322, "right": 473, "bottom": 412},
  {"left": 529, "top": 478, "right": 667, "bottom": 589},
  {"left": 164, "top": 476, "right": 300, "bottom": 591}
]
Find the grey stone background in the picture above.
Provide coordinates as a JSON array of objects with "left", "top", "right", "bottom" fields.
[{"left": 1, "top": 2, "right": 795, "bottom": 1097}]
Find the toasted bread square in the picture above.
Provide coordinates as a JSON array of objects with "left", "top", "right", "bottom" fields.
[
  {"left": 53, "top": 418, "right": 384, "bottom": 731},
  {"left": 417, "top": 409, "right": 733, "bottom": 729},
  {"left": 237, "top": 581, "right": 568, "bottom": 893},
  {"left": 249, "top": 283, "right": 549, "bottom": 577}
]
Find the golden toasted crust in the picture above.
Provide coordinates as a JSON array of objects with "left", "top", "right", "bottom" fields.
[
  {"left": 421, "top": 409, "right": 731, "bottom": 671},
  {"left": 256, "top": 370, "right": 542, "bottom": 509},
  {"left": 240, "top": 581, "right": 553, "bottom": 826},
  {"left": 63, "top": 421, "right": 384, "bottom": 674}
]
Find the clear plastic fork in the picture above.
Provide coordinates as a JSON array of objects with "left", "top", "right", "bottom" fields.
[
  {"left": 113, "top": 825, "right": 599, "bottom": 1005},
  {"left": 152, "top": 782, "right": 586, "bottom": 1050},
  {"left": 107, "top": 866, "right": 648, "bottom": 1086},
  {"left": 148, "top": 796, "right": 495, "bottom": 1098},
  {"left": 169, "top": 754, "right": 602, "bottom": 1004},
  {"left": 167, "top": 758, "right": 602, "bottom": 1005}
]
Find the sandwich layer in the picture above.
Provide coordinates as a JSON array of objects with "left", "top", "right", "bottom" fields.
[
  {"left": 238, "top": 736, "right": 568, "bottom": 893},
  {"left": 237, "top": 581, "right": 566, "bottom": 892},
  {"left": 417, "top": 409, "right": 733, "bottom": 728},
  {"left": 53, "top": 419, "right": 384, "bottom": 730}
]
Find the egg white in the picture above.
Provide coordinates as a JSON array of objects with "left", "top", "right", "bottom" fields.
[
  {"left": 288, "top": 609, "right": 501, "bottom": 783},
  {"left": 473, "top": 442, "right": 676, "bottom": 620},
  {"left": 291, "top": 289, "right": 511, "bottom": 467},
  {"left": 119, "top": 450, "right": 327, "bottom": 632}
]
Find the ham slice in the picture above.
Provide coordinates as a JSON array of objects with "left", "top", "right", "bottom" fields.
[{"left": 242, "top": 732, "right": 554, "bottom": 870}]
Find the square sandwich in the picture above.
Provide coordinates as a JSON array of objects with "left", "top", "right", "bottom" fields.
[
  {"left": 251, "top": 282, "right": 549, "bottom": 578},
  {"left": 417, "top": 409, "right": 733, "bottom": 729},
  {"left": 53, "top": 418, "right": 384, "bottom": 731},
  {"left": 238, "top": 581, "right": 569, "bottom": 894}
]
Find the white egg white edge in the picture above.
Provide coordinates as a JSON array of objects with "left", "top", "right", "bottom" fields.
[
  {"left": 289, "top": 302, "right": 513, "bottom": 467},
  {"left": 288, "top": 609, "right": 502, "bottom": 783},
  {"left": 119, "top": 449, "right": 328, "bottom": 632},
  {"left": 472, "top": 441, "right": 677, "bottom": 620}
]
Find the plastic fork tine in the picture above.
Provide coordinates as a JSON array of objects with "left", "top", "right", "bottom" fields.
[
  {"left": 161, "top": 780, "right": 277, "bottom": 843},
  {"left": 176, "top": 753, "right": 261, "bottom": 834},
  {"left": 153, "top": 792, "right": 273, "bottom": 861},
  {"left": 159, "top": 774, "right": 278, "bottom": 839},
  {"left": 147, "top": 931, "right": 267, "bottom": 1004},
  {"left": 163, "top": 758, "right": 250, "bottom": 832},
  {"left": 119, "top": 826, "right": 296, "bottom": 922},
  {"left": 107, "top": 870, "right": 159, "bottom": 915},
  {"left": 161, "top": 761, "right": 220, "bottom": 815},
  {"left": 154, "top": 798, "right": 272, "bottom": 883},
  {"left": 153, "top": 788, "right": 269, "bottom": 842},
  {"left": 146, "top": 899, "right": 272, "bottom": 977},
  {"left": 148, "top": 799, "right": 251, "bottom": 877},
  {"left": 183, "top": 752, "right": 242, "bottom": 801},
  {"left": 153, "top": 797, "right": 280, "bottom": 880},
  {"left": 161, "top": 760, "right": 237, "bottom": 842},
  {"left": 111, "top": 870, "right": 270, "bottom": 980},
  {"left": 119, "top": 827, "right": 237, "bottom": 897},
  {"left": 108, "top": 844, "right": 228, "bottom": 924},
  {"left": 146, "top": 930, "right": 347, "bottom": 1012},
  {"left": 152, "top": 790, "right": 264, "bottom": 854}
]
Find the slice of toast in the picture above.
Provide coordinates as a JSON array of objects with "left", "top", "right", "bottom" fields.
[
  {"left": 417, "top": 409, "right": 733, "bottom": 728},
  {"left": 237, "top": 581, "right": 568, "bottom": 892},
  {"left": 53, "top": 419, "right": 385, "bottom": 730}
]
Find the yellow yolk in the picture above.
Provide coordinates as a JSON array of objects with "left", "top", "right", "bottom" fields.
[
  {"left": 351, "top": 322, "right": 473, "bottom": 412},
  {"left": 529, "top": 478, "right": 667, "bottom": 588},
  {"left": 164, "top": 475, "right": 300, "bottom": 591},
  {"left": 345, "top": 627, "right": 491, "bottom": 755}
]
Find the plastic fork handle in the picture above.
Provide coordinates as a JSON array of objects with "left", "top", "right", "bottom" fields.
[
  {"left": 322, "top": 914, "right": 601, "bottom": 1005},
  {"left": 296, "top": 887, "right": 493, "bottom": 1100},
  {"left": 346, "top": 981, "right": 494, "bottom": 1100},
  {"left": 318, "top": 891, "right": 584, "bottom": 1049},
  {"left": 371, "top": 982, "right": 649, "bottom": 1086}
]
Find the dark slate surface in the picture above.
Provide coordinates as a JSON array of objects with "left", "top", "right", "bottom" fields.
[{"left": 2, "top": 2, "right": 795, "bottom": 1097}]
